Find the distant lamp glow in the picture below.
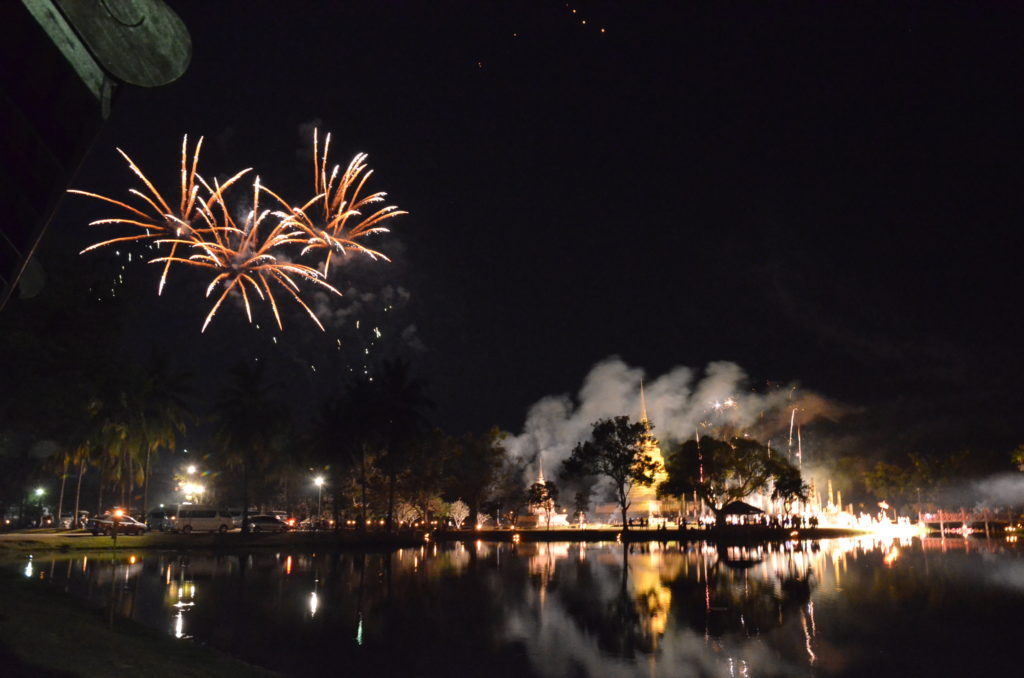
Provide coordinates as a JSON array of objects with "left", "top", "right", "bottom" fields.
[
  {"left": 313, "top": 476, "right": 325, "bottom": 529},
  {"left": 113, "top": 508, "right": 124, "bottom": 519},
  {"left": 182, "top": 482, "right": 205, "bottom": 499},
  {"left": 34, "top": 487, "right": 45, "bottom": 497},
  {"left": 186, "top": 465, "right": 197, "bottom": 475}
]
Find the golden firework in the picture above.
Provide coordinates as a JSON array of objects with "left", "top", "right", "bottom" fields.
[
  {"left": 282, "top": 129, "right": 406, "bottom": 274},
  {"left": 71, "top": 131, "right": 403, "bottom": 332},
  {"left": 151, "top": 176, "right": 341, "bottom": 333},
  {"left": 69, "top": 135, "right": 251, "bottom": 294}
]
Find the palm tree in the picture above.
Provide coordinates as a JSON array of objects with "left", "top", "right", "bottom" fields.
[
  {"left": 130, "top": 356, "right": 191, "bottom": 515},
  {"left": 373, "top": 359, "right": 432, "bottom": 534},
  {"left": 79, "top": 356, "right": 189, "bottom": 515},
  {"left": 314, "top": 375, "right": 382, "bottom": 531},
  {"left": 212, "top": 361, "right": 282, "bottom": 533}
]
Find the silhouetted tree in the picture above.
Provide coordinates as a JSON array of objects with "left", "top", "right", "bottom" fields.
[
  {"left": 442, "top": 427, "right": 507, "bottom": 526},
  {"left": 373, "top": 359, "right": 432, "bottom": 533},
  {"left": 527, "top": 480, "right": 559, "bottom": 529},
  {"left": 660, "top": 437, "right": 805, "bottom": 522},
  {"left": 212, "top": 362, "right": 283, "bottom": 533},
  {"left": 562, "top": 416, "right": 660, "bottom": 531}
]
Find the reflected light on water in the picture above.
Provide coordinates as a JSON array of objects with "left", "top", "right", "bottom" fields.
[
  {"left": 174, "top": 609, "right": 186, "bottom": 639},
  {"left": 22, "top": 535, "right": 1024, "bottom": 678}
]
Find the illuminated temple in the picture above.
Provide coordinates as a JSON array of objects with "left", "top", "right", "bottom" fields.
[
  {"left": 517, "top": 453, "right": 570, "bottom": 528},
  {"left": 594, "top": 384, "right": 678, "bottom": 524}
]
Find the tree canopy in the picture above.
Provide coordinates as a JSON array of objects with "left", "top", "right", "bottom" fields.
[
  {"left": 659, "top": 437, "right": 805, "bottom": 520},
  {"left": 562, "top": 416, "right": 660, "bottom": 531}
]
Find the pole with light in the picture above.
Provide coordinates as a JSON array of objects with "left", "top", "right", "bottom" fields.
[
  {"left": 314, "top": 476, "right": 325, "bottom": 530},
  {"left": 112, "top": 507, "right": 124, "bottom": 546},
  {"left": 34, "top": 487, "right": 45, "bottom": 527}
]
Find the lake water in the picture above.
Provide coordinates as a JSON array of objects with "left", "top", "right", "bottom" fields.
[{"left": 22, "top": 535, "right": 1024, "bottom": 677}]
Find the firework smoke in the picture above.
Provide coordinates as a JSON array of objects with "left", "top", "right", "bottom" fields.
[{"left": 504, "top": 356, "right": 844, "bottom": 476}]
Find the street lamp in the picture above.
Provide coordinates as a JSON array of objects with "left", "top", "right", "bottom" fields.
[
  {"left": 314, "top": 476, "right": 325, "bottom": 530},
  {"left": 112, "top": 507, "right": 123, "bottom": 544},
  {"left": 186, "top": 465, "right": 197, "bottom": 475},
  {"left": 34, "top": 487, "right": 45, "bottom": 527},
  {"left": 182, "top": 482, "right": 205, "bottom": 503}
]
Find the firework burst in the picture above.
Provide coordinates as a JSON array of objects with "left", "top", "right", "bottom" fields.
[
  {"left": 70, "top": 131, "right": 404, "bottom": 332},
  {"left": 152, "top": 176, "right": 341, "bottom": 332},
  {"left": 69, "top": 135, "right": 251, "bottom": 294},
  {"left": 282, "top": 128, "right": 406, "bottom": 275}
]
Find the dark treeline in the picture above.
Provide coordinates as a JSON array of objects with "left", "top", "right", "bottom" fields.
[
  {"left": 0, "top": 235, "right": 538, "bottom": 532},
  {"left": 2, "top": 259, "right": 1020, "bottom": 529},
  {"left": 0, "top": 338, "right": 532, "bottom": 531}
]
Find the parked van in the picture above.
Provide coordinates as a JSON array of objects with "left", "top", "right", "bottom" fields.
[
  {"left": 171, "top": 505, "right": 234, "bottom": 534},
  {"left": 146, "top": 508, "right": 174, "bottom": 531}
]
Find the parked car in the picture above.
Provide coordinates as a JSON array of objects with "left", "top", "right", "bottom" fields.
[
  {"left": 88, "top": 513, "right": 147, "bottom": 536},
  {"left": 226, "top": 508, "right": 244, "bottom": 527},
  {"left": 247, "top": 515, "right": 289, "bottom": 533},
  {"left": 146, "top": 508, "right": 174, "bottom": 532},
  {"left": 60, "top": 511, "right": 90, "bottom": 529}
]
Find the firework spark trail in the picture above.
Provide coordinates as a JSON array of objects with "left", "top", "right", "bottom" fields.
[
  {"left": 283, "top": 129, "right": 407, "bottom": 275},
  {"left": 69, "top": 135, "right": 252, "bottom": 294},
  {"left": 70, "top": 131, "right": 403, "bottom": 332},
  {"left": 152, "top": 176, "right": 342, "bottom": 332}
]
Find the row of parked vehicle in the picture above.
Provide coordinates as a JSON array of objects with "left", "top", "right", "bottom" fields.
[{"left": 86, "top": 505, "right": 291, "bottom": 535}]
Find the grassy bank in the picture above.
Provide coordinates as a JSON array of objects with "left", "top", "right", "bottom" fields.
[
  {"left": 0, "top": 567, "right": 279, "bottom": 678},
  {"left": 0, "top": 529, "right": 426, "bottom": 554},
  {"left": 0, "top": 525, "right": 868, "bottom": 557}
]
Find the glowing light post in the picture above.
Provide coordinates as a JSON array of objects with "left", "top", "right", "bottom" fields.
[
  {"left": 181, "top": 465, "right": 205, "bottom": 504},
  {"left": 181, "top": 482, "right": 205, "bottom": 503},
  {"left": 112, "top": 507, "right": 124, "bottom": 547},
  {"left": 33, "top": 487, "right": 46, "bottom": 527},
  {"left": 314, "top": 476, "right": 325, "bottom": 531}
]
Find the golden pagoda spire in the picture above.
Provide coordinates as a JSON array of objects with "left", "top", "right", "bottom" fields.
[{"left": 640, "top": 379, "right": 650, "bottom": 424}]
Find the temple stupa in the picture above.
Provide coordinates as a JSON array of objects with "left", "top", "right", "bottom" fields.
[
  {"left": 625, "top": 382, "right": 672, "bottom": 519},
  {"left": 518, "top": 452, "right": 569, "bottom": 528},
  {"left": 593, "top": 383, "right": 677, "bottom": 524}
]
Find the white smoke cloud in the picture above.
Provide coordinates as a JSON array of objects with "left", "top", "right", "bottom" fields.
[
  {"left": 310, "top": 283, "right": 411, "bottom": 330},
  {"left": 296, "top": 118, "right": 323, "bottom": 163},
  {"left": 505, "top": 356, "right": 842, "bottom": 479},
  {"left": 969, "top": 474, "right": 1024, "bottom": 508}
]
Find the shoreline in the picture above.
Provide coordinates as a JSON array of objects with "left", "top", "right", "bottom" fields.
[
  {"left": 0, "top": 525, "right": 869, "bottom": 555},
  {"left": 0, "top": 567, "right": 279, "bottom": 677}
]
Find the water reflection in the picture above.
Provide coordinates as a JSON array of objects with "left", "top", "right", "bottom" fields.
[{"left": 25, "top": 535, "right": 1024, "bottom": 677}]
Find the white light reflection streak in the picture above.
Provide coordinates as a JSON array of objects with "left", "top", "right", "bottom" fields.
[{"left": 801, "top": 611, "right": 817, "bottom": 665}]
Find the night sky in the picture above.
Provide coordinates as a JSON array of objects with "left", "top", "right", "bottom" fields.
[{"left": 27, "top": 2, "right": 1024, "bottom": 461}]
